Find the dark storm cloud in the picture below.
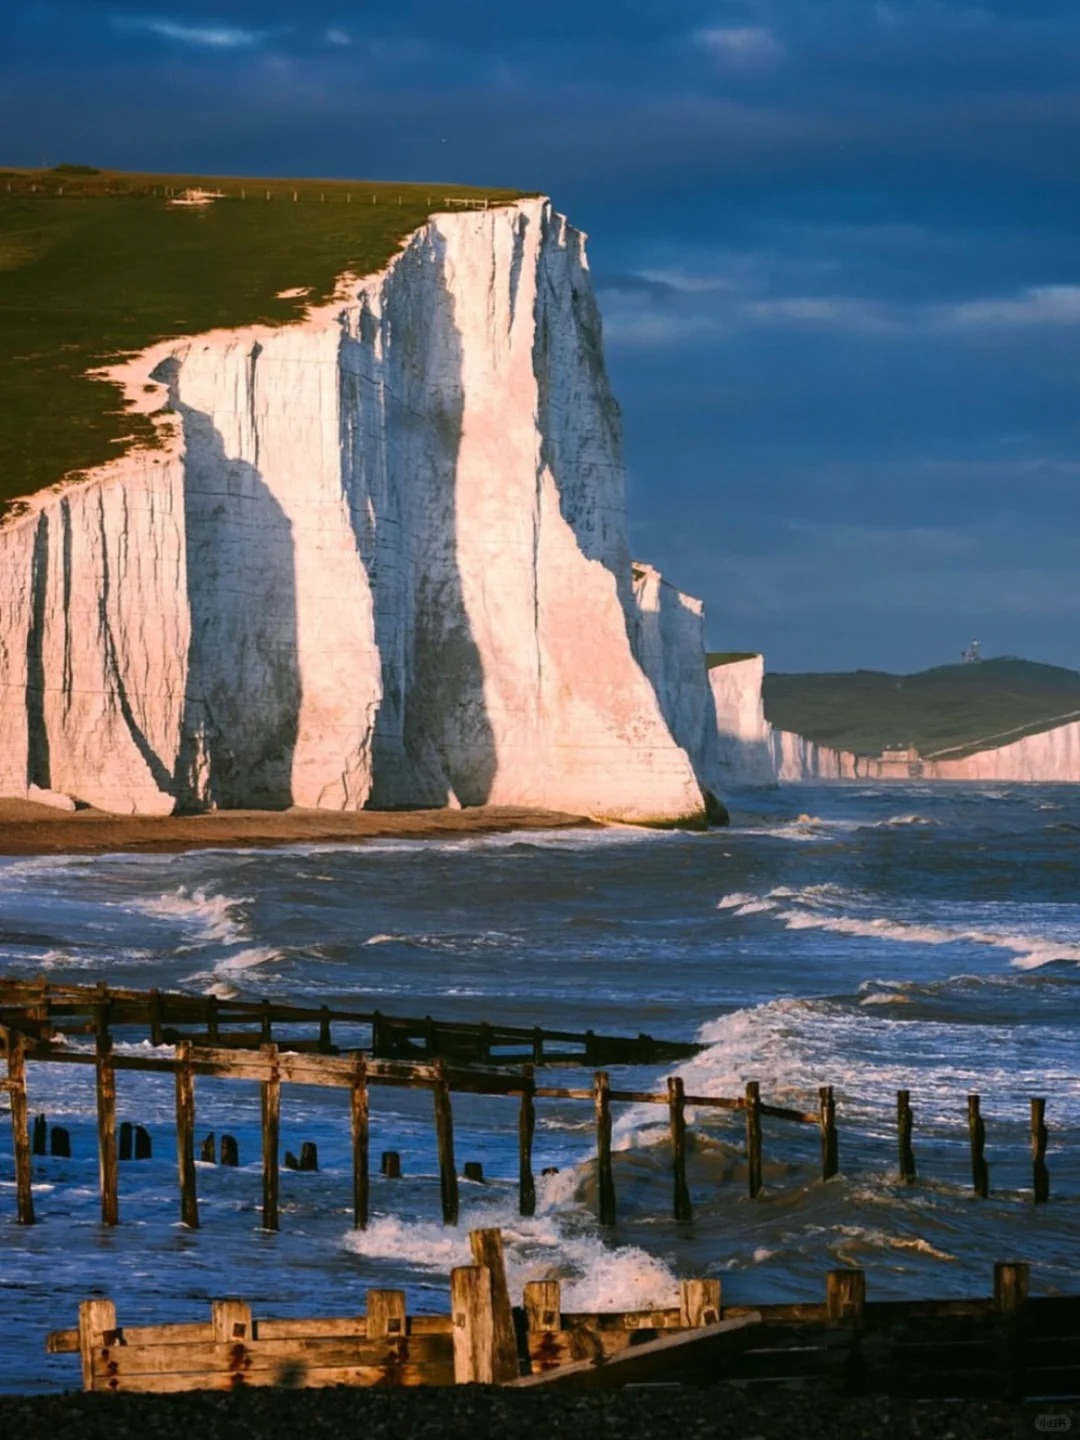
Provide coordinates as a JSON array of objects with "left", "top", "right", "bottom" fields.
[{"left": 4, "top": 0, "right": 1080, "bottom": 669}]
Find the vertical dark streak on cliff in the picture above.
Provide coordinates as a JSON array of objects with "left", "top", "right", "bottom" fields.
[
  {"left": 508, "top": 211, "right": 527, "bottom": 333},
  {"left": 60, "top": 498, "right": 73, "bottom": 719},
  {"left": 25, "top": 512, "right": 50, "bottom": 789},
  {"left": 347, "top": 230, "right": 496, "bottom": 808},
  {"left": 95, "top": 490, "right": 175, "bottom": 798},
  {"left": 172, "top": 372, "right": 301, "bottom": 812}
]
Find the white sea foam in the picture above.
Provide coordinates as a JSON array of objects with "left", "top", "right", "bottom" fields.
[
  {"left": 717, "top": 882, "right": 1080, "bottom": 968},
  {"left": 122, "top": 886, "right": 249, "bottom": 945},
  {"left": 344, "top": 1184, "right": 679, "bottom": 1312}
]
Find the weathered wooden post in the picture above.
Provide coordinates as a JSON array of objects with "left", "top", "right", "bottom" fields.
[
  {"left": 174, "top": 1040, "right": 199, "bottom": 1228},
  {"left": 51, "top": 1126, "right": 71, "bottom": 1158},
  {"left": 519, "top": 1063, "right": 536, "bottom": 1218},
  {"left": 351, "top": 1056, "right": 369, "bottom": 1229},
  {"left": 319, "top": 1006, "right": 332, "bottom": 1054},
  {"left": 148, "top": 989, "right": 163, "bottom": 1047},
  {"left": 220, "top": 1133, "right": 239, "bottom": 1167},
  {"left": 119, "top": 1120, "right": 133, "bottom": 1162},
  {"left": 469, "top": 1228, "right": 520, "bottom": 1382},
  {"left": 594, "top": 1070, "right": 616, "bottom": 1225},
  {"left": 897, "top": 1090, "right": 916, "bottom": 1182},
  {"left": 819, "top": 1084, "right": 839, "bottom": 1180},
  {"left": 668, "top": 1076, "right": 692, "bottom": 1221},
  {"left": 7, "top": 1028, "right": 35, "bottom": 1224},
  {"left": 680, "top": 1278, "right": 722, "bottom": 1327},
  {"left": 994, "top": 1260, "right": 1030, "bottom": 1400},
  {"left": 433, "top": 1061, "right": 459, "bottom": 1225},
  {"left": 299, "top": 1141, "right": 318, "bottom": 1172},
  {"left": 464, "top": 1161, "right": 484, "bottom": 1182},
  {"left": 95, "top": 1012, "right": 119, "bottom": 1226},
  {"left": 260, "top": 1000, "right": 273, "bottom": 1044},
  {"left": 206, "top": 995, "right": 219, "bottom": 1043},
  {"left": 968, "top": 1094, "right": 989, "bottom": 1197},
  {"left": 477, "top": 1022, "right": 492, "bottom": 1064},
  {"left": 200, "top": 1133, "right": 216, "bottom": 1164},
  {"left": 367, "top": 1289, "right": 406, "bottom": 1340},
  {"left": 1031, "top": 1098, "right": 1049, "bottom": 1203},
  {"left": 826, "top": 1269, "right": 866, "bottom": 1324},
  {"left": 994, "top": 1260, "right": 1029, "bottom": 1314},
  {"left": 261, "top": 1043, "right": 281, "bottom": 1231},
  {"left": 451, "top": 1265, "right": 495, "bottom": 1384},
  {"left": 134, "top": 1124, "right": 152, "bottom": 1160},
  {"left": 532, "top": 1027, "right": 544, "bottom": 1065},
  {"left": 745, "top": 1080, "right": 763, "bottom": 1198},
  {"left": 524, "top": 1279, "right": 562, "bottom": 1351},
  {"left": 33, "top": 1113, "right": 47, "bottom": 1157},
  {"left": 78, "top": 1298, "right": 117, "bottom": 1392},
  {"left": 381, "top": 1150, "right": 402, "bottom": 1178}
]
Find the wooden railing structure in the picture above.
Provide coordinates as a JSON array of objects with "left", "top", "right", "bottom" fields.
[
  {"left": 45, "top": 1230, "right": 1080, "bottom": 1399},
  {"left": 0, "top": 979, "right": 1067, "bottom": 1234}
]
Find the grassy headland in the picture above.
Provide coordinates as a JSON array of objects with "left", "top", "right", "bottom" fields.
[
  {"left": 0, "top": 165, "right": 522, "bottom": 513},
  {"left": 761, "top": 657, "right": 1080, "bottom": 758}
]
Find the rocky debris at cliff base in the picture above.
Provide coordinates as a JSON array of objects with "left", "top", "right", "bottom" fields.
[{"left": 0, "top": 1387, "right": 1068, "bottom": 1440}]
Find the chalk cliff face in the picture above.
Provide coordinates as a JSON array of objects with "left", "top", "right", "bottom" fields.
[
  {"left": 631, "top": 564, "right": 724, "bottom": 806},
  {"left": 708, "top": 656, "right": 777, "bottom": 787},
  {"left": 0, "top": 200, "right": 707, "bottom": 822},
  {"left": 927, "top": 723, "right": 1080, "bottom": 781}
]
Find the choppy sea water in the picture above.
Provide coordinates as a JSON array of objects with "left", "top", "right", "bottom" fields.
[{"left": 1, "top": 783, "right": 1079, "bottom": 1392}]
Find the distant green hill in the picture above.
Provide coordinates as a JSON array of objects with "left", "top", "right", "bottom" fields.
[
  {"left": 0, "top": 165, "right": 522, "bottom": 513},
  {"left": 760, "top": 658, "right": 1080, "bottom": 758}
]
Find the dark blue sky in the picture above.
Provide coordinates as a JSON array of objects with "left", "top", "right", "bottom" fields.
[{"left": 4, "top": 2, "right": 1080, "bottom": 671}]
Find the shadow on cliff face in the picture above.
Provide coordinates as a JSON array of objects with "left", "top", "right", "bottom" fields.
[
  {"left": 340, "top": 225, "right": 496, "bottom": 808},
  {"left": 164, "top": 356, "right": 302, "bottom": 811}
]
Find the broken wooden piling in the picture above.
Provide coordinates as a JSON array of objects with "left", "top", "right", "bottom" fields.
[
  {"left": 968, "top": 1093, "right": 989, "bottom": 1198},
  {"left": 433, "top": 1060, "right": 458, "bottom": 1225},
  {"left": 262, "top": 1043, "right": 281, "bottom": 1231},
  {"left": 1031, "top": 1097, "right": 1049, "bottom": 1203},
  {"left": 819, "top": 1084, "right": 838, "bottom": 1181},
  {"left": 745, "top": 1080, "right": 763, "bottom": 1198},
  {"left": 594, "top": 1069, "right": 615, "bottom": 1225},
  {"left": 897, "top": 1089, "right": 916, "bottom": 1182},
  {"left": 174, "top": 1040, "right": 198, "bottom": 1228},
  {"left": 669, "top": 1075, "right": 691, "bottom": 1221},
  {"left": 518, "top": 1063, "right": 536, "bottom": 1218}
]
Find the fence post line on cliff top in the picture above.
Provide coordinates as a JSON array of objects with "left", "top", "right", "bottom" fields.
[
  {"left": 1031, "top": 1097, "right": 1049, "bottom": 1203},
  {"left": 261, "top": 1044, "right": 281, "bottom": 1231},
  {"left": 668, "top": 1075, "right": 692, "bottom": 1222},
  {"left": 519, "top": 1064, "right": 536, "bottom": 1218},
  {"left": 595, "top": 1070, "right": 616, "bottom": 1225},
  {"left": 745, "top": 1081, "right": 763, "bottom": 1198},
  {"left": 7, "top": 1028, "right": 35, "bottom": 1225}
]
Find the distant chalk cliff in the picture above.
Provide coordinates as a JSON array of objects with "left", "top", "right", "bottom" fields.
[{"left": 0, "top": 200, "right": 716, "bottom": 822}]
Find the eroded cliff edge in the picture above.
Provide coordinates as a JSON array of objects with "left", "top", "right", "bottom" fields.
[{"left": 0, "top": 199, "right": 711, "bottom": 822}]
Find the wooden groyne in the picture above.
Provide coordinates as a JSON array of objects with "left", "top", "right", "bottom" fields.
[
  {"left": 0, "top": 979, "right": 1068, "bottom": 1233},
  {"left": 45, "top": 1232, "right": 1080, "bottom": 1399},
  {"left": 0, "top": 978, "right": 700, "bottom": 1067}
]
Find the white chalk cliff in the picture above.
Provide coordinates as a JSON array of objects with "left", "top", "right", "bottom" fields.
[
  {"left": 0, "top": 199, "right": 711, "bottom": 822},
  {"left": 708, "top": 655, "right": 777, "bottom": 787},
  {"left": 631, "top": 563, "right": 725, "bottom": 810},
  {"left": 707, "top": 657, "right": 1080, "bottom": 783}
]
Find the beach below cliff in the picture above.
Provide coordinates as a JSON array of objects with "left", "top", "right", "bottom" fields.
[
  {"left": 0, "top": 1383, "right": 1066, "bottom": 1440},
  {"left": 0, "top": 800, "right": 594, "bottom": 857}
]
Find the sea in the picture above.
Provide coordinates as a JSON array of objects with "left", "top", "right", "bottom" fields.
[{"left": 1, "top": 782, "right": 1079, "bottom": 1392}]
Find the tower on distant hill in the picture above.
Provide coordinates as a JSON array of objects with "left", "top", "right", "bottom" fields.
[{"left": 961, "top": 639, "right": 982, "bottom": 663}]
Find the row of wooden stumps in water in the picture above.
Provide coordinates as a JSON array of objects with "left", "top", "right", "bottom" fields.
[{"left": 1, "top": 1025, "right": 1062, "bottom": 1232}]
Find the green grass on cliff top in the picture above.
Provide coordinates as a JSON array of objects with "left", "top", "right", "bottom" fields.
[
  {"left": 761, "top": 657, "right": 1080, "bottom": 759},
  {"left": 0, "top": 165, "right": 523, "bottom": 512}
]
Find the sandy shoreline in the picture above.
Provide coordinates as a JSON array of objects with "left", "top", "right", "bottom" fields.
[{"left": 0, "top": 801, "right": 596, "bottom": 858}]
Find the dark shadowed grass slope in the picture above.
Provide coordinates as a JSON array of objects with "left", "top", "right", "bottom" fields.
[
  {"left": 762, "top": 657, "right": 1080, "bottom": 758},
  {"left": 0, "top": 166, "right": 523, "bottom": 512}
]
